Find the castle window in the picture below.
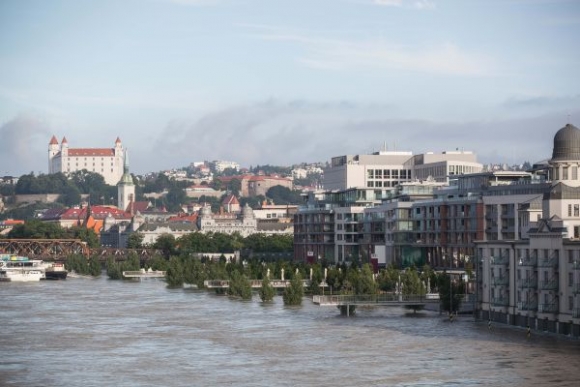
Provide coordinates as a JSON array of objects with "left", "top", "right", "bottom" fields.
[
  {"left": 563, "top": 167, "right": 569, "bottom": 180},
  {"left": 575, "top": 204, "right": 579, "bottom": 217},
  {"left": 573, "top": 166, "right": 578, "bottom": 180}
]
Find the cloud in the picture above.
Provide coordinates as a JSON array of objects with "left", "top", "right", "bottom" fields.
[
  {"left": 139, "top": 99, "right": 573, "bottom": 173},
  {"left": 0, "top": 114, "right": 51, "bottom": 176},
  {"left": 246, "top": 26, "right": 494, "bottom": 76},
  {"left": 373, "top": 0, "right": 435, "bottom": 10}
]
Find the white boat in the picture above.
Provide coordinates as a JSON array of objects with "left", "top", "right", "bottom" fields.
[{"left": 0, "top": 255, "right": 45, "bottom": 282}]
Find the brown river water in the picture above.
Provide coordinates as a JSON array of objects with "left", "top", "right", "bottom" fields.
[{"left": 1, "top": 275, "right": 580, "bottom": 387}]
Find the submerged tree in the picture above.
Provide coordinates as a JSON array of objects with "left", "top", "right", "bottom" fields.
[
  {"left": 259, "top": 276, "right": 276, "bottom": 302},
  {"left": 283, "top": 272, "right": 304, "bottom": 305}
]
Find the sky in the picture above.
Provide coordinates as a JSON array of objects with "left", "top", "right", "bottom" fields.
[{"left": 1, "top": 0, "right": 579, "bottom": 176}]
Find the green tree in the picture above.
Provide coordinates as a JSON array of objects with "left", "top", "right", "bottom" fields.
[
  {"left": 259, "top": 276, "right": 276, "bottom": 302},
  {"left": 228, "top": 270, "right": 252, "bottom": 300},
  {"left": 283, "top": 272, "right": 304, "bottom": 305},
  {"left": 7, "top": 220, "right": 66, "bottom": 239},
  {"left": 165, "top": 256, "right": 184, "bottom": 288},
  {"left": 127, "top": 233, "right": 145, "bottom": 249},
  {"left": 153, "top": 233, "right": 177, "bottom": 258}
]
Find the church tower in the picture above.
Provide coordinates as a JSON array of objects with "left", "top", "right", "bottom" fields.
[{"left": 117, "top": 150, "right": 135, "bottom": 213}]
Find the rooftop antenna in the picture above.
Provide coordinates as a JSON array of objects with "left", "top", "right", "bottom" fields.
[{"left": 567, "top": 112, "right": 571, "bottom": 124}]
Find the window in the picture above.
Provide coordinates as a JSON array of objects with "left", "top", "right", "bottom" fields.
[
  {"left": 569, "top": 272, "right": 574, "bottom": 286},
  {"left": 563, "top": 167, "right": 569, "bottom": 180},
  {"left": 375, "top": 169, "right": 382, "bottom": 178},
  {"left": 573, "top": 166, "right": 578, "bottom": 180},
  {"left": 367, "top": 181, "right": 374, "bottom": 187},
  {"left": 575, "top": 204, "right": 579, "bottom": 217},
  {"left": 569, "top": 204, "right": 573, "bottom": 217},
  {"left": 391, "top": 170, "right": 399, "bottom": 178},
  {"left": 569, "top": 296, "right": 574, "bottom": 311},
  {"left": 367, "top": 170, "right": 374, "bottom": 179},
  {"left": 384, "top": 169, "right": 390, "bottom": 178}
]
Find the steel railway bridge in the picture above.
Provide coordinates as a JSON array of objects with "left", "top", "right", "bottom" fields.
[{"left": 0, "top": 239, "right": 158, "bottom": 262}]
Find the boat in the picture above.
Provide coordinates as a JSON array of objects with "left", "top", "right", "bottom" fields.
[
  {"left": 44, "top": 262, "right": 68, "bottom": 280},
  {"left": 0, "top": 255, "right": 45, "bottom": 282}
]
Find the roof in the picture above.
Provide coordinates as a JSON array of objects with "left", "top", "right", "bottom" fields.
[
  {"left": 222, "top": 194, "right": 239, "bottom": 205},
  {"left": 127, "top": 201, "right": 150, "bottom": 213},
  {"left": 39, "top": 205, "right": 131, "bottom": 221},
  {"left": 49, "top": 135, "right": 59, "bottom": 145},
  {"left": 552, "top": 123, "right": 580, "bottom": 161}
]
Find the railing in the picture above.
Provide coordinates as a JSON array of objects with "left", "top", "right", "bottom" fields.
[
  {"left": 492, "top": 275, "right": 509, "bottom": 286},
  {"left": 538, "top": 256, "right": 559, "bottom": 269},
  {"left": 518, "top": 256, "right": 537, "bottom": 267},
  {"left": 491, "top": 297, "right": 509, "bottom": 307},
  {"left": 538, "top": 303, "right": 559, "bottom": 314},
  {"left": 492, "top": 255, "right": 509, "bottom": 266},
  {"left": 538, "top": 279, "right": 559, "bottom": 290},
  {"left": 517, "top": 301, "right": 538, "bottom": 311},
  {"left": 518, "top": 277, "right": 538, "bottom": 289},
  {"left": 312, "top": 293, "right": 441, "bottom": 306}
]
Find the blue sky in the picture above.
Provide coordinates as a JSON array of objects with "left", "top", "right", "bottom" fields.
[{"left": 1, "top": 0, "right": 579, "bottom": 176}]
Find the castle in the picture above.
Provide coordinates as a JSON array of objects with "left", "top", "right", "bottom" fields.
[{"left": 48, "top": 136, "right": 125, "bottom": 186}]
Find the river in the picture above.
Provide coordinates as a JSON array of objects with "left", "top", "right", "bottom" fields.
[{"left": 1, "top": 275, "right": 580, "bottom": 387}]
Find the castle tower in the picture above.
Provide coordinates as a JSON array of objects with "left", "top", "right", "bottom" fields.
[
  {"left": 117, "top": 149, "right": 135, "bottom": 213},
  {"left": 48, "top": 135, "right": 60, "bottom": 174}
]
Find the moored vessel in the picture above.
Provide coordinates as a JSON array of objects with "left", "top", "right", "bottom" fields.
[
  {"left": 44, "top": 262, "right": 68, "bottom": 280},
  {"left": 0, "top": 255, "right": 45, "bottom": 282}
]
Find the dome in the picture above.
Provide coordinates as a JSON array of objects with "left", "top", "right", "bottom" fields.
[{"left": 552, "top": 123, "right": 580, "bottom": 161}]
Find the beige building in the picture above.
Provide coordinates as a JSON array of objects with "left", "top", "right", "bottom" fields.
[{"left": 476, "top": 123, "right": 580, "bottom": 337}]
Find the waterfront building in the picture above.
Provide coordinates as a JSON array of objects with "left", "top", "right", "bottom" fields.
[
  {"left": 48, "top": 136, "right": 125, "bottom": 186},
  {"left": 476, "top": 123, "right": 580, "bottom": 336}
]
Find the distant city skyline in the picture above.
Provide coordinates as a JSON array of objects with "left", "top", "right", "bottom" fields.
[{"left": 1, "top": 0, "right": 579, "bottom": 176}]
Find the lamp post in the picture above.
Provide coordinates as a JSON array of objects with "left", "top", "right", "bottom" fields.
[{"left": 489, "top": 256, "right": 494, "bottom": 328}]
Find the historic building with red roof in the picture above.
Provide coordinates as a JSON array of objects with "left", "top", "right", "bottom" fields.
[{"left": 48, "top": 136, "right": 125, "bottom": 185}]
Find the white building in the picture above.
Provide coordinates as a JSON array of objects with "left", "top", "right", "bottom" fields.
[
  {"left": 212, "top": 160, "right": 240, "bottom": 173},
  {"left": 323, "top": 150, "right": 482, "bottom": 191},
  {"left": 48, "top": 136, "right": 125, "bottom": 186}
]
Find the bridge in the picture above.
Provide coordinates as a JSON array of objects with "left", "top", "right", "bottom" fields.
[
  {"left": 204, "top": 279, "right": 328, "bottom": 289},
  {"left": 312, "top": 294, "right": 441, "bottom": 316},
  {"left": 0, "top": 239, "right": 159, "bottom": 262}
]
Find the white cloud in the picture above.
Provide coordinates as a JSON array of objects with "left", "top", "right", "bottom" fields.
[
  {"left": 373, "top": 0, "right": 435, "bottom": 10},
  {"left": 248, "top": 26, "right": 496, "bottom": 76},
  {"left": 374, "top": 0, "right": 403, "bottom": 6}
]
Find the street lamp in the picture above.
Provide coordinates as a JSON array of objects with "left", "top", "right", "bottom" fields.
[{"left": 489, "top": 255, "right": 494, "bottom": 327}]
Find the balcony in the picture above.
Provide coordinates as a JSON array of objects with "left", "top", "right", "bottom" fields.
[
  {"left": 517, "top": 301, "right": 538, "bottom": 311},
  {"left": 491, "top": 255, "right": 509, "bottom": 266},
  {"left": 492, "top": 297, "right": 509, "bottom": 307},
  {"left": 492, "top": 275, "right": 509, "bottom": 286},
  {"left": 538, "top": 256, "right": 559, "bottom": 269},
  {"left": 518, "top": 256, "right": 537, "bottom": 267},
  {"left": 538, "top": 279, "right": 559, "bottom": 291},
  {"left": 538, "top": 303, "right": 558, "bottom": 314},
  {"left": 518, "top": 277, "right": 538, "bottom": 289}
]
